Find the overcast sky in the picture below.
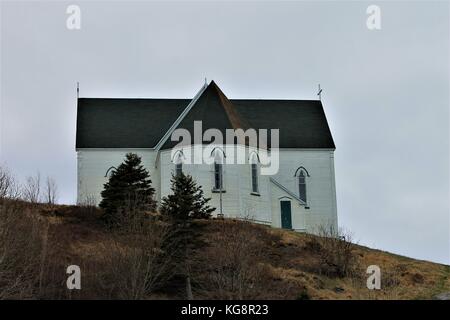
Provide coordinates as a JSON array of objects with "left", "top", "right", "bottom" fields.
[{"left": 1, "top": 1, "right": 449, "bottom": 264}]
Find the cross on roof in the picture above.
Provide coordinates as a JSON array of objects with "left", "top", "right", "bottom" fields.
[{"left": 317, "top": 84, "right": 323, "bottom": 101}]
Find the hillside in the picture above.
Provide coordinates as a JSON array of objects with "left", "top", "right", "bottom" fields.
[{"left": 1, "top": 201, "right": 449, "bottom": 300}]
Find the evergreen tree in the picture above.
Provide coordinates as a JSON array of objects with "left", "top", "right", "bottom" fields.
[
  {"left": 99, "top": 153, "right": 156, "bottom": 225},
  {"left": 160, "top": 173, "right": 214, "bottom": 298},
  {"left": 160, "top": 173, "right": 214, "bottom": 221}
]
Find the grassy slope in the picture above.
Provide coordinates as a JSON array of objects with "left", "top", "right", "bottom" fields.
[
  {"left": 265, "top": 228, "right": 450, "bottom": 299},
  {"left": 38, "top": 204, "right": 450, "bottom": 300}
]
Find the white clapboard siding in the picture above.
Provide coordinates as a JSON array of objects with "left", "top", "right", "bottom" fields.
[{"left": 77, "top": 147, "right": 337, "bottom": 233}]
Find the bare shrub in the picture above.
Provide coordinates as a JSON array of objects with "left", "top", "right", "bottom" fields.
[
  {"left": 78, "top": 194, "right": 97, "bottom": 207},
  {"left": 307, "top": 225, "right": 357, "bottom": 278},
  {"left": 44, "top": 177, "right": 58, "bottom": 205},
  {"left": 192, "top": 220, "right": 269, "bottom": 299},
  {"left": 76, "top": 194, "right": 98, "bottom": 219},
  {"left": 0, "top": 201, "right": 48, "bottom": 299},
  {"left": 23, "top": 172, "right": 41, "bottom": 203},
  {"left": 0, "top": 166, "right": 21, "bottom": 200},
  {"left": 94, "top": 207, "right": 175, "bottom": 299}
]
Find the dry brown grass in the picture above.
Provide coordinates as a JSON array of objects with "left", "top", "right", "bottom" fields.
[
  {"left": 0, "top": 200, "right": 48, "bottom": 299},
  {"left": 191, "top": 219, "right": 273, "bottom": 299},
  {"left": 0, "top": 202, "right": 448, "bottom": 300}
]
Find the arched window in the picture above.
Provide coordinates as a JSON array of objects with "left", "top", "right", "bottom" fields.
[
  {"left": 104, "top": 166, "right": 117, "bottom": 178},
  {"left": 172, "top": 150, "right": 185, "bottom": 177},
  {"left": 251, "top": 163, "right": 258, "bottom": 193},
  {"left": 214, "top": 161, "right": 223, "bottom": 190},
  {"left": 294, "top": 166, "right": 309, "bottom": 203},
  {"left": 249, "top": 152, "right": 259, "bottom": 194},
  {"left": 298, "top": 171, "right": 306, "bottom": 202},
  {"left": 211, "top": 148, "right": 225, "bottom": 191}
]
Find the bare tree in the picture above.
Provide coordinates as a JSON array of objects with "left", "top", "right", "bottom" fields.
[
  {"left": 0, "top": 201, "right": 48, "bottom": 299},
  {"left": 307, "top": 224, "right": 357, "bottom": 278},
  {"left": 0, "top": 166, "right": 12, "bottom": 198},
  {"left": 78, "top": 194, "right": 97, "bottom": 207},
  {"left": 0, "top": 166, "right": 21, "bottom": 200},
  {"left": 193, "top": 220, "right": 268, "bottom": 299},
  {"left": 95, "top": 199, "right": 176, "bottom": 299},
  {"left": 44, "top": 176, "right": 58, "bottom": 205},
  {"left": 23, "top": 172, "right": 41, "bottom": 203}
]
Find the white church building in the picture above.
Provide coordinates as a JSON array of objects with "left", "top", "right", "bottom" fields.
[{"left": 76, "top": 81, "right": 338, "bottom": 232}]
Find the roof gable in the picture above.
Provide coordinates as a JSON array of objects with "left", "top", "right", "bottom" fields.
[{"left": 161, "top": 81, "right": 251, "bottom": 149}]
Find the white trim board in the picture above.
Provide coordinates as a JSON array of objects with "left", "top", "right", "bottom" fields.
[
  {"left": 270, "top": 177, "right": 306, "bottom": 205},
  {"left": 154, "top": 82, "right": 208, "bottom": 151}
]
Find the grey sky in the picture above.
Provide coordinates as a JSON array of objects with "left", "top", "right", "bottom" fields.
[{"left": 1, "top": 1, "right": 449, "bottom": 264}]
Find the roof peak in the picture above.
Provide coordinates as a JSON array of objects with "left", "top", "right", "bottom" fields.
[
  {"left": 201, "top": 80, "right": 250, "bottom": 130},
  {"left": 206, "top": 79, "right": 218, "bottom": 90}
]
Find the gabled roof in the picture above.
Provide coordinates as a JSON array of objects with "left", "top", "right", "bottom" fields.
[
  {"left": 161, "top": 80, "right": 251, "bottom": 149},
  {"left": 76, "top": 81, "right": 335, "bottom": 150}
]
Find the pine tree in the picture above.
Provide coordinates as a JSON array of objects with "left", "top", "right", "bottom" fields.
[
  {"left": 160, "top": 173, "right": 214, "bottom": 221},
  {"left": 160, "top": 173, "right": 214, "bottom": 298},
  {"left": 99, "top": 153, "right": 156, "bottom": 225}
]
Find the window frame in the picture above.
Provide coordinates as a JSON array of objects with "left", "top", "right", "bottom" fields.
[
  {"left": 211, "top": 148, "right": 226, "bottom": 192},
  {"left": 251, "top": 163, "right": 259, "bottom": 194},
  {"left": 298, "top": 170, "right": 307, "bottom": 203},
  {"left": 175, "top": 162, "right": 183, "bottom": 177},
  {"left": 213, "top": 161, "right": 223, "bottom": 191},
  {"left": 172, "top": 150, "right": 185, "bottom": 177}
]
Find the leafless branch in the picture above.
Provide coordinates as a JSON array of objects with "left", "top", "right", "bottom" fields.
[
  {"left": 0, "top": 166, "right": 21, "bottom": 200},
  {"left": 22, "top": 172, "right": 41, "bottom": 203},
  {"left": 44, "top": 176, "right": 58, "bottom": 205}
]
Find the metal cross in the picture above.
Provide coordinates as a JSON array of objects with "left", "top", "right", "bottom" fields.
[{"left": 317, "top": 84, "right": 323, "bottom": 101}]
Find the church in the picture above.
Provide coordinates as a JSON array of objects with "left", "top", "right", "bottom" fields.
[{"left": 76, "top": 80, "right": 338, "bottom": 232}]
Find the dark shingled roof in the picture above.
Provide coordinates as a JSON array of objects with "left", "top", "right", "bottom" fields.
[
  {"left": 76, "top": 81, "right": 335, "bottom": 150},
  {"left": 76, "top": 98, "right": 189, "bottom": 148},
  {"left": 233, "top": 99, "right": 335, "bottom": 149}
]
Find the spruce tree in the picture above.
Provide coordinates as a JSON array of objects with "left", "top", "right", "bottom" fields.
[
  {"left": 99, "top": 153, "right": 156, "bottom": 225},
  {"left": 160, "top": 173, "right": 214, "bottom": 298},
  {"left": 160, "top": 173, "right": 214, "bottom": 221}
]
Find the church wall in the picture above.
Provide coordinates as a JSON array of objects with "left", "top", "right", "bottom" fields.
[
  {"left": 272, "top": 149, "right": 338, "bottom": 233},
  {"left": 76, "top": 147, "right": 337, "bottom": 234},
  {"left": 159, "top": 146, "right": 272, "bottom": 224},
  {"left": 270, "top": 183, "right": 307, "bottom": 231},
  {"left": 76, "top": 149, "right": 159, "bottom": 205}
]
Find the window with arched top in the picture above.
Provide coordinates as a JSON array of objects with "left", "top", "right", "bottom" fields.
[
  {"left": 214, "top": 162, "right": 223, "bottom": 190},
  {"left": 172, "top": 150, "right": 185, "bottom": 177},
  {"left": 298, "top": 171, "right": 306, "bottom": 202},
  {"left": 211, "top": 148, "right": 225, "bottom": 191},
  {"left": 294, "top": 167, "right": 309, "bottom": 203},
  {"left": 249, "top": 152, "right": 260, "bottom": 194},
  {"left": 251, "top": 163, "right": 259, "bottom": 193}
]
